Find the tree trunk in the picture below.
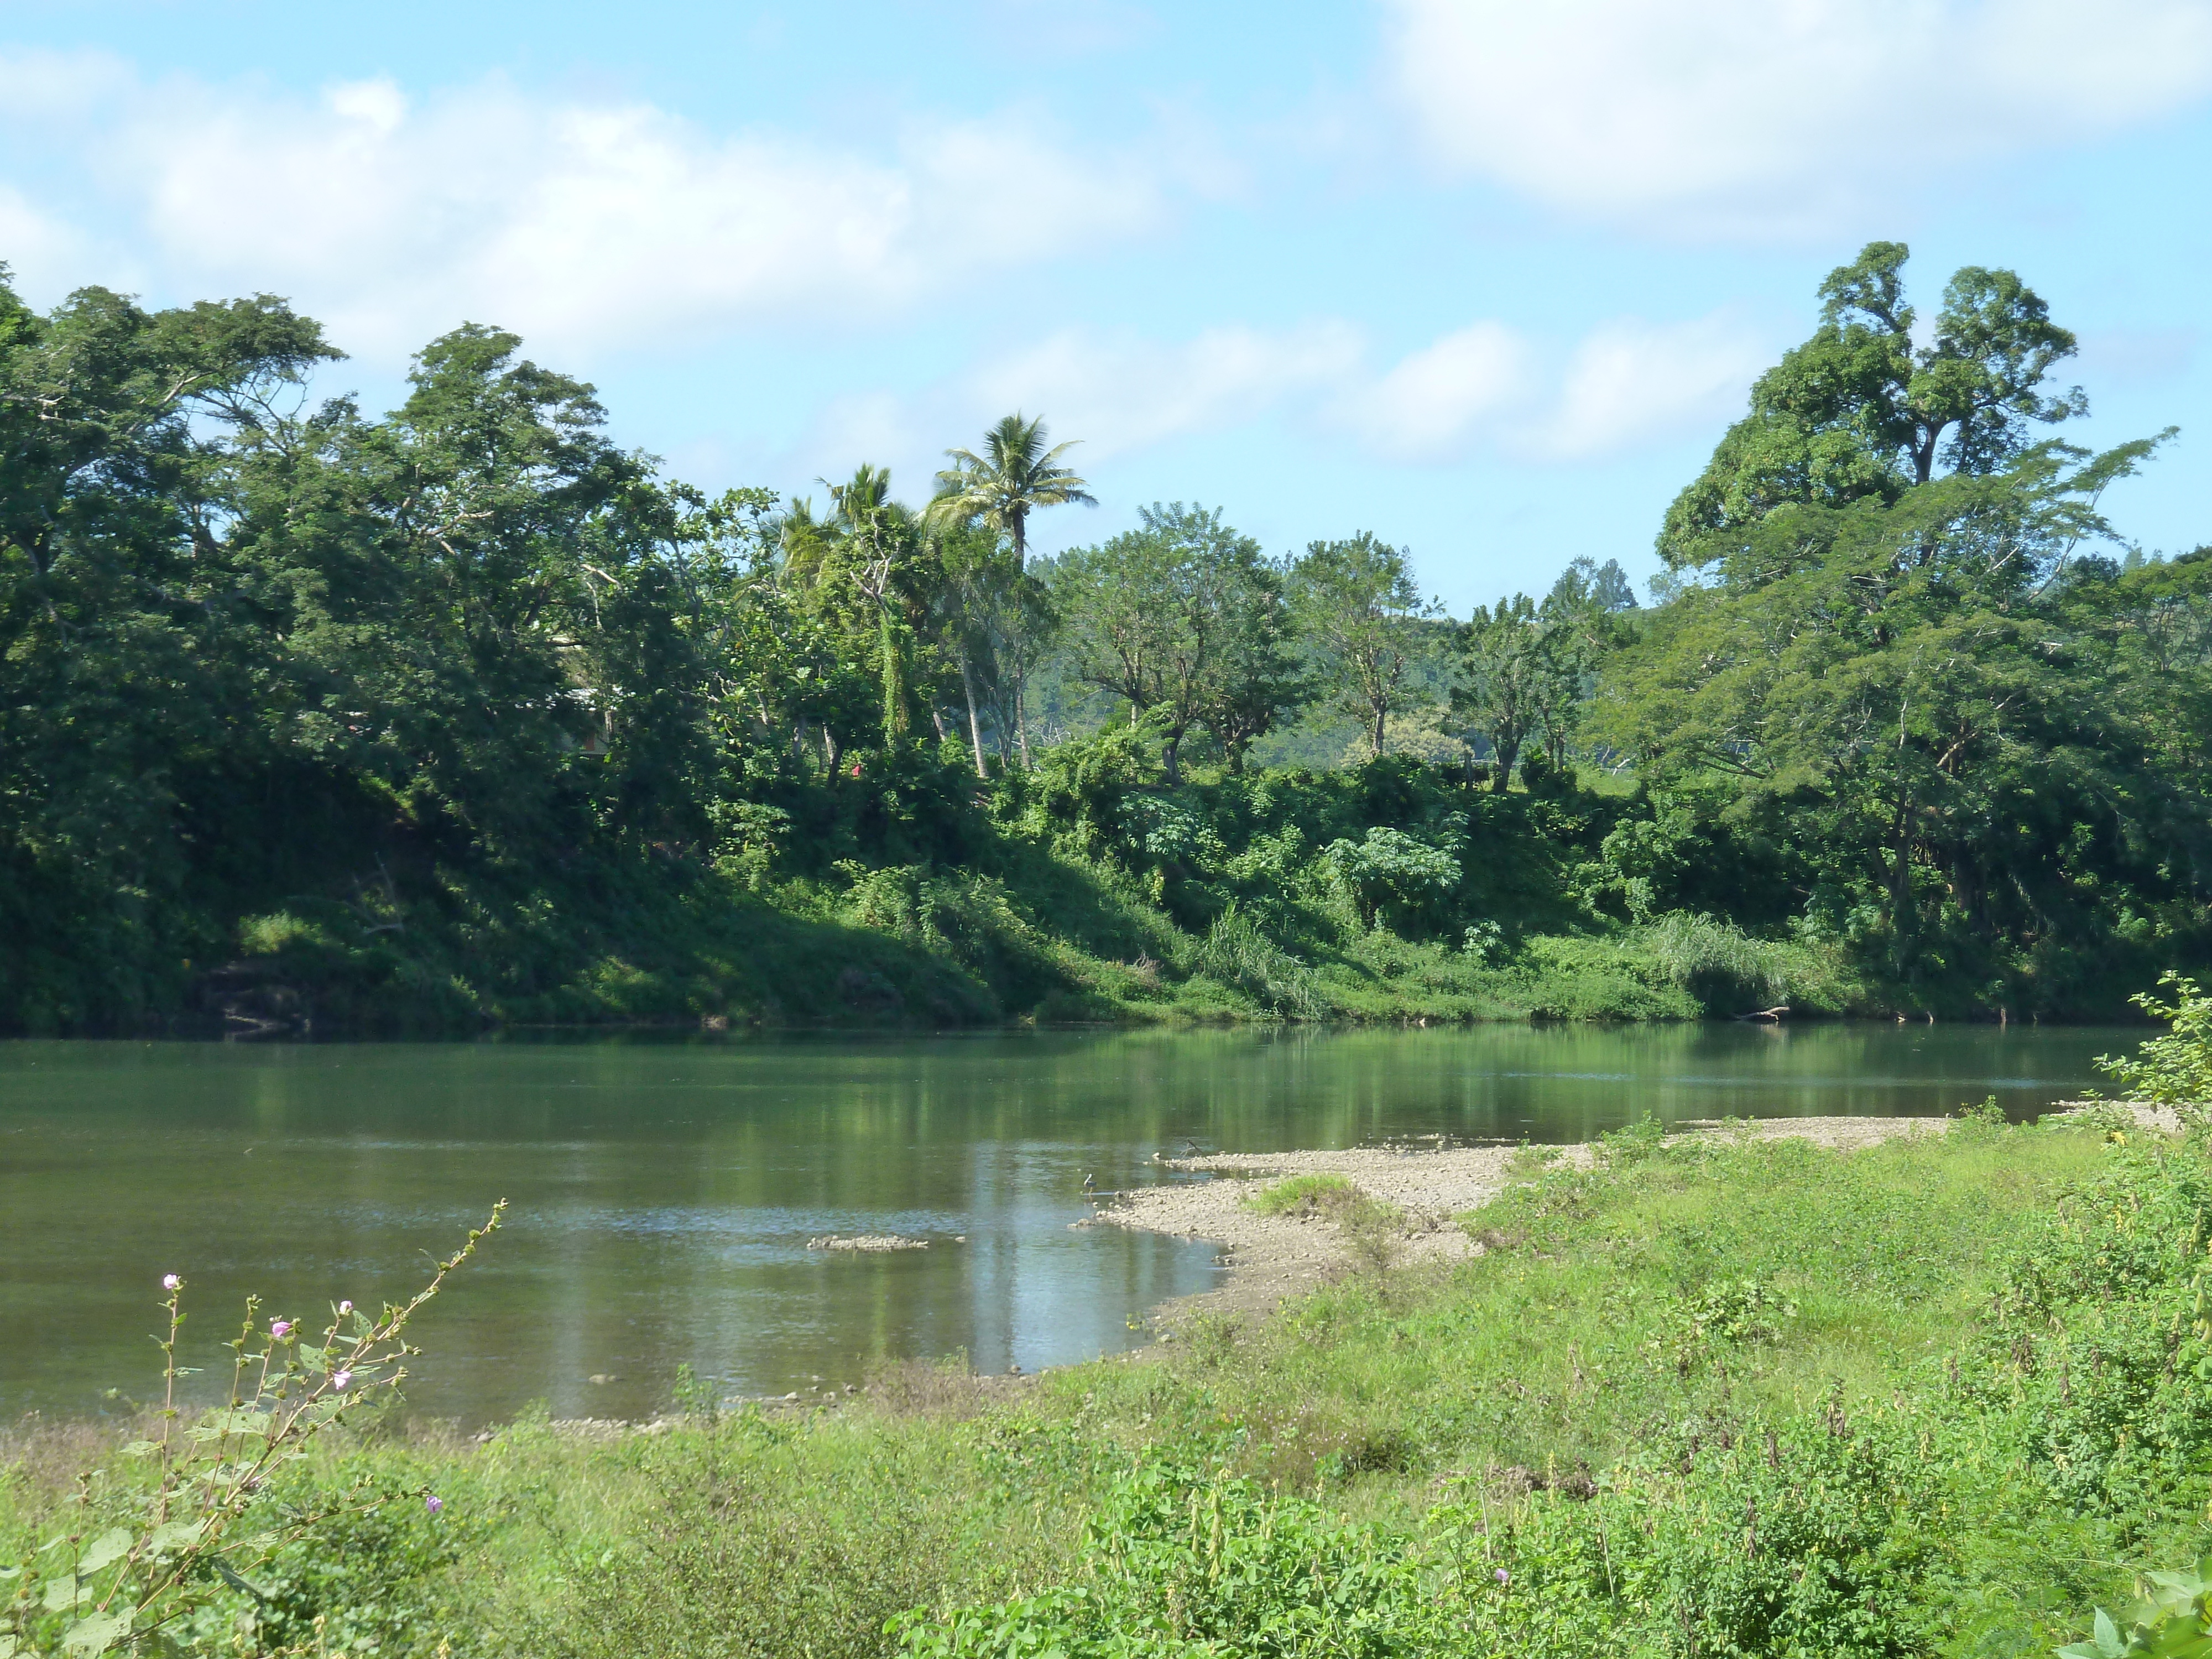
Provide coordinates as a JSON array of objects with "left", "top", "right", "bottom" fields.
[
  {"left": 958, "top": 652, "right": 989, "bottom": 778},
  {"left": 1887, "top": 798, "right": 1916, "bottom": 971},
  {"left": 1015, "top": 677, "right": 1033, "bottom": 769},
  {"left": 1163, "top": 724, "right": 1186, "bottom": 786},
  {"left": 823, "top": 725, "right": 843, "bottom": 773},
  {"left": 1371, "top": 703, "right": 1387, "bottom": 759},
  {"left": 1491, "top": 735, "right": 1519, "bottom": 792},
  {"left": 878, "top": 610, "right": 908, "bottom": 741}
]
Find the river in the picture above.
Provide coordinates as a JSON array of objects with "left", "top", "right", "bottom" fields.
[{"left": 0, "top": 1022, "right": 2126, "bottom": 1424}]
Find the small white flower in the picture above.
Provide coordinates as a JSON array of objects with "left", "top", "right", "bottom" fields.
[
  {"left": 162, "top": 1274, "right": 181, "bottom": 1292},
  {"left": 330, "top": 1370, "right": 353, "bottom": 1392},
  {"left": 337, "top": 1300, "right": 353, "bottom": 1316}
]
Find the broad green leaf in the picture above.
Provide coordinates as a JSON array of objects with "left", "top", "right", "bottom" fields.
[
  {"left": 2094, "top": 1609, "right": 2122, "bottom": 1655},
  {"left": 61, "top": 1610, "right": 132, "bottom": 1657},
  {"left": 75, "top": 1530, "right": 133, "bottom": 1576},
  {"left": 44, "top": 1575, "right": 94, "bottom": 1611},
  {"left": 147, "top": 1520, "right": 202, "bottom": 1554},
  {"left": 2144, "top": 1620, "right": 2212, "bottom": 1657},
  {"left": 118, "top": 1440, "right": 162, "bottom": 1458},
  {"left": 187, "top": 1409, "right": 273, "bottom": 1443}
]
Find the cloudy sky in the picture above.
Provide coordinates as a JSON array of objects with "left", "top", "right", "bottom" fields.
[{"left": 3, "top": 0, "right": 2209, "bottom": 609}]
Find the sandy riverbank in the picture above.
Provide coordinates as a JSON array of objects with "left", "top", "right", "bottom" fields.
[{"left": 1085, "top": 1115, "right": 1963, "bottom": 1329}]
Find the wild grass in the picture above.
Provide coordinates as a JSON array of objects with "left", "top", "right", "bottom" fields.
[{"left": 1243, "top": 1171, "right": 1407, "bottom": 1271}]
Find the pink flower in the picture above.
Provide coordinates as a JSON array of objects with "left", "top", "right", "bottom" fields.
[
  {"left": 1494, "top": 1568, "right": 1510, "bottom": 1584},
  {"left": 330, "top": 1370, "right": 353, "bottom": 1391},
  {"left": 270, "top": 1320, "right": 293, "bottom": 1340},
  {"left": 338, "top": 1300, "right": 353, "bottom": 1316},
  {"left": 424, "top": 1495, "right": 444, "bottom": 1516},
  {"left": 162, "top": 1274, "right": 181, "bottom": 1292}
]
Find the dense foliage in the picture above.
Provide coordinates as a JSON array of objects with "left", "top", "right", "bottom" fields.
[{"left": 0, "top": 239, "right": 2204, "bottom": 1033}]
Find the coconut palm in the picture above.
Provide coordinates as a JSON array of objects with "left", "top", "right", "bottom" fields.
[
  {"left": 927, "top": 415, "right": 1092, "bottom": 771},
  {"left": 821, "top": 463, "right": 919, "bottom": 742},
  {"left": 926, "top": 413, "right": 1096, "bottom": 562}
]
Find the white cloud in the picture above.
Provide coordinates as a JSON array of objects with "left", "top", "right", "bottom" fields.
[
  {"left": 1535, "top": 312, "right": 1772, "bottom": 460},
  {"left": 0, "top": 51, "right": 1167, "bottom": 359},
  {"left": 784, "top": 308, "right": 1764, "bottom": 492},
  {"left": 1383, "top": 0, "right": 2212, "bottom": 232},
  {"left": 0, "top": 184, "right": 85, "bottom": 295},
  {"left": 968, "top": 322, "right": 1365, "bottom": 458},
  {"left": 1338, "top": 320, "right": 1533, "bottom": 458}
]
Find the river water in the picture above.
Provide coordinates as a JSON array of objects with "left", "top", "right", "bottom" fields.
[{"left": 0, "top": 1023, "right": 2127, "bottom": 1424}]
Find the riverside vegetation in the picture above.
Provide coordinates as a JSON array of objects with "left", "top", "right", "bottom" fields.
[
  {"left": 2, "top": 239, "right": 2209, "bottom": 1034},
  {"left": 9, "top": 986, "right": 2212, "bottom": 1656}
]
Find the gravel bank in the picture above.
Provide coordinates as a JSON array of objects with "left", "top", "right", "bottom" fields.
[{"left": 1090, "top": 1115, "right": 1959, "bottom": 1329}]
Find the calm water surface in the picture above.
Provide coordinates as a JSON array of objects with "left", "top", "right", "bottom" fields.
[{"left": 0, "top": 1024, "right": 2125, "bottom": 1424}]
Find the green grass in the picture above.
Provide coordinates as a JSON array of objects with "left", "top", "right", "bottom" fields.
[
  {"left": 16, "top": 1119, "right": 2198, "bottom": 1656},
  {"left": 1241, "top": 1171, "right": 1363, "bottom": 1217}
]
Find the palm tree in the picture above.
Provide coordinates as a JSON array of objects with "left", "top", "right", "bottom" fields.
[
  {"left": 927, "top": 413, "right": 1096, "bottom": 564},
  {"left": 927, "top": 415, "right": 1094, "bottom": 770},
  {"left": 823, "top": 463, "right": 916, "bottom": 742}
]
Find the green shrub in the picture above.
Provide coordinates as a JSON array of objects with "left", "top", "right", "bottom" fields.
[{"left": 2100, "top": 972, "right": 2212, "bottom": 1115}]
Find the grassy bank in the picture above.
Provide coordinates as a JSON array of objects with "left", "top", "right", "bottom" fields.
[
  {"left": 165, "top": 746, "right": 1900, "bottom": 1039},
  {"left": 12, "top": 1110, "right": 2209, "bottom": 1656}
]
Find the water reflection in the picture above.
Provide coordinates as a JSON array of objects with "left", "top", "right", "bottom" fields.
[{"left": 0, "top": 1023, "right": 2122, "bottom": 1423}]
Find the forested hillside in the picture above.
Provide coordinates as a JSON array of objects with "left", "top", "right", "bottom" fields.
[{"left": 1, "top": 242, "right": 2205, "bottom": 1034}]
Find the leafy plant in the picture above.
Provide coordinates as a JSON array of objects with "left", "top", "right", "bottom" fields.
[
  {"left": 0, "top": 1208, "right": 499, "bottom": 1658},
  {"left": 2100, "top": 973, "right": 2212, "bottom": 1119},
  {"left": 1187, "top": 907, "right": 1325, "bottom": 1019},
  {"left": 2057, "top": 1558, "right": 2212, "bottom": 1657}
]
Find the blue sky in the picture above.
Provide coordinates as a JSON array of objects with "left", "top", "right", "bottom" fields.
[{"left": 3, "top": 0, "right": 2210, "bottom": 611}]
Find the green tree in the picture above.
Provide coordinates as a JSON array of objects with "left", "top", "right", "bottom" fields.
[
  {"left": 1661, "top": 240, "right": 2086, "bottom": 572},
  {"left": 818, "top": 463, "right": 940, "bottom": 745},
  {"left": 1603, "top": 242, "right": 2192, "bottom": 990},
  {"left": 1288, "top": 531, "right": 1437, "bottom": 758},
  {"left": 0, "top": 274, "right": 340, "bottom": 1024},
  {"left": 1193, "top": 555, "right": 1305, "bottom": 775},
  {"left": 1050, "top": 504, "right": 1298, "bottom": 784},
  {"left": 926, "top": 414, "right": 1093, "bottom": 775},
  {"left": 1453, "top": 595, "right": 1562, "bottom": 791},
  {"left": 927, "top": 412, "right": 1096, "bottom": 563},
  {"left": 974, "top": 548, "right": 1058, "bottom": 771},
  {"left": 1530, "top": 557, "right": 1637, "bottom": 774},
  {"left": 927, "top": 518, "right": 1005, "bottom": 776}
]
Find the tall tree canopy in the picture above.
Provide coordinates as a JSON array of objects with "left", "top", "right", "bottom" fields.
[
  {"left": 1288, "top": 532, "right": 1437, "bottom": 758},
  {"left": 927, "top": 413, "right": 1095, "bottom": 561},
  {"left": 1603, "top": 243, "right": 2202, "bottom": 993},
  {"left": 1660, "top": 241, "right": 2087, "bottom": 572},
  {"left": 1049, "top": 504, "right": 1302, "bottom": 784}
]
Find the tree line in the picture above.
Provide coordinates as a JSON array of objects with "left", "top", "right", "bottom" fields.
[{"left": 0, "top": 239, "right": 2205, "bottom": 1028}]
